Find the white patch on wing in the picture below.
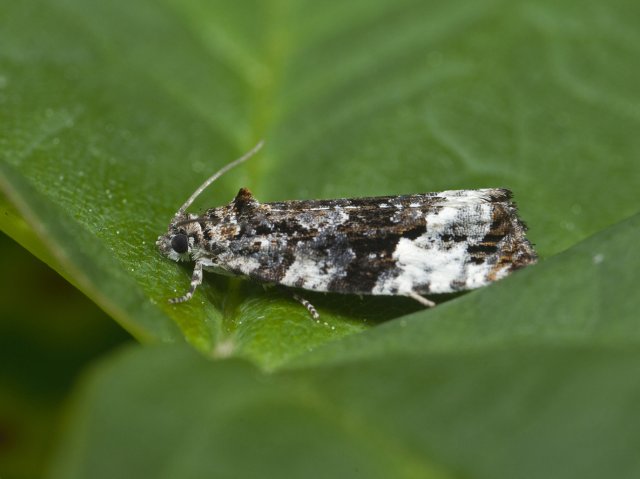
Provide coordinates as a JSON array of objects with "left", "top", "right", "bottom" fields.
[
  {"left": 433, "top": 189, "right": 495, "bottom": 208},
  {"left": 281, "top": 257, "right": 335, "bottom": 291},
  {"left": 331, "top": 207, "right": 350, "bottom": 224},
  {"left": 281, "top": 246, "right": 354, "bottom": 292},
  {"left": 373, "top": 200, "right": 496, "bottom": 295},
  {"left": 375, "top": 238, "right": 471, "bottom": 294},
  {"left": 219, "top": 255, "right": 262, "bottom": 276},
  {"left": 438, "top": 189, "right": 493, "bottom": 199},
  {"left": 295, "top": 208, "right": 350, "bottom": 231}
]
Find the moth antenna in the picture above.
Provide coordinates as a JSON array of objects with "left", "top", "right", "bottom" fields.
[{"left": 174, "top": 140, "right": 264, "bottom": 221}]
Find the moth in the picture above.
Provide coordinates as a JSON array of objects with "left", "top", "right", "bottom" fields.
[{"left": 157, "top": 141, "right": 537, "bottom": 318}]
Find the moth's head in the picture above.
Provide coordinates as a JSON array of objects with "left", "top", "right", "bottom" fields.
[
  {"left": 156, "top": 141, "right": 264, "bottom": 264},
  {"left": 156, "top": 214, "right": 198, "bottom": 262}
]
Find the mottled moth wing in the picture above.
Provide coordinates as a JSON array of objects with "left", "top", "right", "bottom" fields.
[{"left": 204, "top": 188, "right": 536, "bottom": 297}]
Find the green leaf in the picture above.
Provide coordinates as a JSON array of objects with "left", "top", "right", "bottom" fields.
[
  {"left": 49, "top": 343, "right": 640, "bottom": 479},
  {"left": 1, "top": 0, "right": 639, "bottom": 367}
]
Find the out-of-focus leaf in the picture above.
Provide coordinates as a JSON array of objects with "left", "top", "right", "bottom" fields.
[
  {"left": 49, "top": 343, "right": 640, "bottom": 479},
  {"left": 0, "top": 233, "right": 130, "bottom": 479}
]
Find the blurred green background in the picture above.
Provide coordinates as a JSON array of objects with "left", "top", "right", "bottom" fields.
[{"left": 0, "top": 232, "right": 130, "bottom": 479}]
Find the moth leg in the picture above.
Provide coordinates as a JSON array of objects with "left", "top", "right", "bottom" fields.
[
  {"left": 293, "top": 293, "right": 320, "bottom": 320},
  {"left": 406, "top": 291, "right": 436, "bottom": 308},
  {"left": 169, "top": 260, "right": 203, "bottom": 304}
]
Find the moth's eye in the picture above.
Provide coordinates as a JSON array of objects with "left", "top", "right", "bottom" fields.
[{"left": 170, "top": 234, "right": 189, "bottom": 254}]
